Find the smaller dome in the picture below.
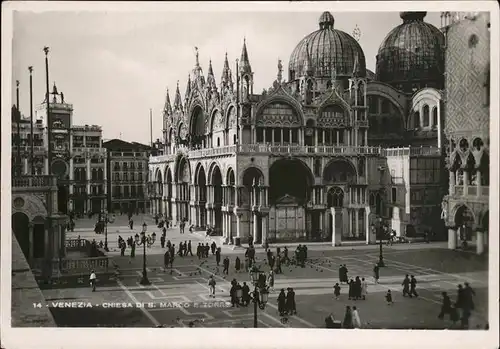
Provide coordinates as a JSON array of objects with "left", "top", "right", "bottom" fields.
[
  {"left": 319, "top": 11, "right": 335, "bottom": 29},
  {"left": 399, "top": 12, "right": 427, "bottom": 22}
]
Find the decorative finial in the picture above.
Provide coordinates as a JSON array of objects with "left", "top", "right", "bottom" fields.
[
  {"left": 352, "top": 24, "right": 361, "bottom": 42},
  {"left": 43, "top": 46, "right": 49, "bottom": 55},
  {"left": 28, "top": 66, "right": 33, "bottom": 73},
  {"left": 16, "top": 80, "right": 19, "bottom": 87},
  {"left": 194, "top": 46, "right": 199, "bottom": 66},
  {"left": 277, "top": 58, "right": 283, "bottom": 83}
]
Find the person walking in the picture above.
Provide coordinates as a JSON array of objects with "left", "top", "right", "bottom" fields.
[
  {"left": 348, "top": 279, "right": 354, "bottom": 300},
  {"left": 267, "top": 270, "right": 275, "bottom": 292},
  {"left": 354, "top": 276, "right": 362, "bottom": 300},
  {"left": 235, "top": 256, "right": 241, "bottom": 273},
  {"left": 342, "top": 306, "right": 353, "bottom": 329},
  {"left": 164, "top": 250, "right": 171, "bottom": 270},
  {"left": 223, "top": 256, "right": 230, "bottom": 275},
  {"left": 385, "top": 290, "right": 393, "bottom": 305},
  {"left": 438, "top": 291, "right": 453, "bottom": 320},
  {"left": 352, "top": 306, "right": 362, "bottom": 328},
  {"left": 215, "top": 248, "right": 221, "bottom": 267},
  {"left": 409, "top": 275, "right": 419, "bottom": 298},
  {"left": 187, "top": 240, "right": 193, "bottom": 256},
  {"left": 286, "top": 287, "right": 296, "bottom": 315},
  {"left": 160, "top": 234, "right": 165, "bottom": 248},
  {"left": 277, "top": 289, "right": 287, "bottom": 316},
  {"left": 89, "top": 270, "right": 97, "bottom": 292},
  {"left": 373, "top": 264, "right": 380, "bottom": 284},
  {"left": 402, "top": 274, "right": 411, "bottom": 297},
  {"left": 361, "top": 278, "right": 368, "bottom": 300},
  {"left": 208, "top": 275, "right": 216, "bottom": 298},
  {"left": 333, "top": 283, "right": 341, "bottom": 300},
  {"left": 211, "top": 241, "right": 217, "bottom": 255}
]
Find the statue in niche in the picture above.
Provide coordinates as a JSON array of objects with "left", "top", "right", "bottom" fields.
[{"left": 305, "top": 79, "right": 313, "bottom": 104}]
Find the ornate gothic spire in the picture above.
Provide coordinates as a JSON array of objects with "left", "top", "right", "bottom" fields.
[
  {"left": 185, "top": 74, "right": 191, "bottom": 98},
  {"left": 164, "top": 88, "right": 172, "bottom": 115},
  {"left": 173, "top": 81, "right": 183, "bottom": 112},
  {"left": 221, "top": 52, "right": 232, "bottom": 86},
  {"left": 239, "top": 38, "right": 252, "bottom": 75},
  {"left": 207, "top": 59, "right": 217, "bottom": 90}
]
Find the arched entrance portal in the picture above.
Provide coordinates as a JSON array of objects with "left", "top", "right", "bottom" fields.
[
  {"left": 195, "top": 165, "right": 207, "bottom": 227},
  {"left": 176, "top": 157, "right": 191, "bottom": 223},
  {"left": 157, "top": 170, "right": 163, "bottom": 217},
  {"left": 166, "top": 168, "right": 173, "bottom": 220},
  {"left": 242, "top": 167, "right": 265, "bottom": 243},
  {"left": 269, "top": 159, "right": 313, "bottom": 241},
  {"left": 327, "top": 187, "right": 344, "bottom": 245},
  {"left": 12, "top": 212, "right": 30, "bottom": 258},
  {"left": 211, "top": 166, "right": 223, "bottom": 233},
  {"left": 455, "top": 205, "right": 475, "bottom": 241}
]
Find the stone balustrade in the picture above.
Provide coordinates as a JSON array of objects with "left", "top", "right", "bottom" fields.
[
  {"left": 454, "top": 185, "right": 489, "bottom": 198},
  {"left": 12, "top": 175, "right": 57, "bottom": 188},
  {"left": 382, "top": 146, "right": 442, "bottom": 157}
]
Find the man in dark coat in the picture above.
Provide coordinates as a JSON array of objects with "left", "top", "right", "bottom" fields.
[
  {"left": 187, "top": 240, "right": 193, "bottom": 256},
  {"left": 196, "top": 243, "right": 202, "bottom": 259},
  {"left": 235, "top": 256, "right": 241, "bottom": 273},
  {"left": 438, "top": 291, "right": 453, "bottom": 320},
  {"left": 242, "top": 282, "right": 250, "bottom": 306},
  {"left": 160, "top": 235, "right": 165, "bottom": 248},
  {"left": 164, "top": 250, "right": 171, "bottom": 269},
  {"left": 266, "top": 249, "right": 273, "bottom": 265},
  {"left": 211, "top": 241, "right": 217, "bottom": 255},
  {"left": 286, "top": 288, "right": 296, "bottom": 315},
  {"left": 223, "top": 256, "right": 230, "bottom": 275},
  {"left": 275, "top": 254, "right": 282, "bottom": 274},
  {"left": 402, "top": 274, "right": 410, "bottom": 297},
  {"left": 277, "top": 289, "right": 287, "bottom": 316},
  {"left": 269, "top": 255, "right": 275, "bottom": 270},
  {"left": 409, "top": 275, "right": 419, "bottom": 298},
  {"left": 215, "top": 248, "right": 221, "bottom": 266}
]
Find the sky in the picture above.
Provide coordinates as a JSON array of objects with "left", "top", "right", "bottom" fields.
[{"left": 11, "top": 7, "right": 442, "bottom": 145}]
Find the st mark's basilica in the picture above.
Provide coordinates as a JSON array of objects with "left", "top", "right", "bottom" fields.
[{"left": 148, "top": 11, "right": 490, "bottom": 251}]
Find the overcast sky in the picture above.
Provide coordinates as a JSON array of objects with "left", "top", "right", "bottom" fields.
[{"left": 11, "top": 7, "right": 442, "bottom": 144}]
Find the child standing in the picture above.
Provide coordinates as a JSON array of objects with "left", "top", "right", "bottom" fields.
[
  {"left": 385, "top": 290, "right": 393, "bottom": 305},
  {"left": 333, "top": 283, "right": 341, "bottom": 300}
]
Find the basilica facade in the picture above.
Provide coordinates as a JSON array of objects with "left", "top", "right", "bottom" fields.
[{"left": 148, "top": 12, "right": 488, "bottom": 249}]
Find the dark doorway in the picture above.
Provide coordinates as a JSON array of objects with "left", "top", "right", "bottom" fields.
[
  {"left": 33, "top": 223, "right": 45, "bottom": 258},
  {"left": 269, "top": 159, "right": 313, "bottom": 205},
  {"left": 57, "top": 185, "right": 69, "bottom": 214},
  {"left": 12, "top": 212, "right": 30, "bottom": 258},
  {"left": 212, "top": 166, "right": 223, "bottom": 233}
]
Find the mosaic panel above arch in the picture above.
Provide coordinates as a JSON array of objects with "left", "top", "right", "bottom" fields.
[
  {"left": 256, "top": 102, "right": 301, "bottom": 127},
  {"left": 317, "top": 104, "right": 349, "bottom": 128},
  {"left": 211, "top": 109, "right": 224, "bottom": 132}
]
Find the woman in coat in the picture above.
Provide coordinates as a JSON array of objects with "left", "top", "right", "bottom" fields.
[
  {"left": 342, "top": 306, "right": 353, "bottom": 328},
  {"left": 277, "top": 289, "right": 287, "bottom": 316},
  {"left": 352, "top": 306, "right": 362, "bottom": 328}
]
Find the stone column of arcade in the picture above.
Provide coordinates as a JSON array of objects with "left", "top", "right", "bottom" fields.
[
  {"left": 476, "top": 230, "right": 485, "bottom": 255},
  {"left": 86, "top": 157, "right": 91, "bottom": 211},
  {"left": 261, "top": 213, "right": 268, "bottom": 246},
  {"left": 365, "top": 206, "right": 372, "bottom": 244},
  {"left": 448, "top": 227, "right": 457, "bottom": 249}
]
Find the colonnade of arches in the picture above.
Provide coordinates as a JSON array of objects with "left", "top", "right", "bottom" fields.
[
  {"left": 150, "top": 157, "right": 376, "bottom": 245},
  {"left": 446, "top": 204, "right": 489, "bottom": 255}
]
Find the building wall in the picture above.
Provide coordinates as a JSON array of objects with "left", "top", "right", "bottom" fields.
[{"left": 441, "top": 12, "right": 490, "bottom": 252}]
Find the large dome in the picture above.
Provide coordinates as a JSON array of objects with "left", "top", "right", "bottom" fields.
[
  {"left": 375, "top": 12, "right": 445, "bottom": 93},
  {"left": 289, "top": 12, "right": 366, "bottom": 80}
]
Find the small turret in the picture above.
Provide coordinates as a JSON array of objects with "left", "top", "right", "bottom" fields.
[
  {"left": 173, "top": 81, "right": 183, "bottom": 112},
  {"left": 164, "top": 89, "right": 172, "bottom": 115}
]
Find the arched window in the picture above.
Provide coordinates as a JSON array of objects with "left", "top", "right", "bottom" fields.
[
  {"left": 432, "top": 107, "right": 438, "bottom": 127},
  {"left": 414, "top": 111, "right": 420, "bottom": 129},
  {"left": 217, "top": 138, "right": 220, "bottom": 147},
  {"left": 423, "top": 105, "right": 430, "bottom": 127},
  {"left": 233, "top": 134, "right": 237, "bottom": 144}
]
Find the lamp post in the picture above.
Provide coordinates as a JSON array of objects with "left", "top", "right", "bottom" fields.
[
  {"left": 102, "top": 210, "right": 109, "bottom": 252},
  {"left": 136, "top": 222, "right": 150, "bottom": 285},
  {"left": 235, "top": 266, "right": 269, "bottom": 328},
  {"left": 377, "top": 216, "right": 385, "bottom": 267}
]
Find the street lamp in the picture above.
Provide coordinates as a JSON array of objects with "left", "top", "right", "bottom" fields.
[
  {"left": 376, "top": 216, "right": 385, "bottom": 267},
  {"left": 235, "top": 266, "right": 269, "bottom": 328},
  {"left": 102, "top": 210, "right": 109, "bottom": 252},
  {"left": 136, "top": 222, "right": 150, "bottom": 285}
]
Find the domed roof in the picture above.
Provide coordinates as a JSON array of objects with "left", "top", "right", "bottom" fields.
[
  {"left": 289, "top": 12, "right": 366, "bottom": 80},
  {"left": 375, "top": 12, "right": 445, "bottom": 92}
]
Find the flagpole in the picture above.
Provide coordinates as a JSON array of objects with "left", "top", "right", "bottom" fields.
[
  {"left": 44, "top": 46, "right": 52, "bottom": 176},
  {"left": 16, "top": 80, "right": 21, "bottom": 175},
  {"left": 29, "top": 66, "right": 35, "bottom": 175},
  {"left": 150, "top": 108, "right": 153, "bottom": 148}
]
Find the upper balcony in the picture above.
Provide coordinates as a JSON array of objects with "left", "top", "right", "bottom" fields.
[
  {"left": 150, "top": 144, "right": 384, "bottom": 163},
  {"left": 13, "top": 175, "right": 57, "bottom": 191},
  {"left": 382, "top": 146, "right": 442, "bottom": 157}
]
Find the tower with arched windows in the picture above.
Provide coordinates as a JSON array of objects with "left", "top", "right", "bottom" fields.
[{"left": 440, "top": 12, "right": 490, "bottom": 255}]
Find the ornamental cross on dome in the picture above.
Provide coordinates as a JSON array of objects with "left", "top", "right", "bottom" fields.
[{"left": 352, "top": 25, "right": 361, "bottom": 42}]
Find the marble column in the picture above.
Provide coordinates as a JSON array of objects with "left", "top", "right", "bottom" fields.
[
  {"left": 261, "top": 214, "right": 268, "bottom": 245},
  {"left": 476, "top": 170, "right": 482, "bottom": 197},
  {"left": 228, "top": 213, "right": 233, "bottom": 243},
  {"left": 330, "top": 208, "right": 338, "bottom": 246},
  {"left": 354, "top": 209, "right": 359, "bottom": 237},
  {"left": 365, "top": 207, "right": 371, "bottom": 244},
  {"left": 448, "top": 228, "right": 457, "bottom": 250},
  {"left": 319, "top": 211, "right": 324, "bottom": 232},
  {"left": 28, "top": 223, "right": 34, "bottom": 261},
  {"left": 463, "top": 171, "right": 469, "bottom": 195},
  {"left": 476, "top": 231, "right": 484, "bottom": 255},
  {"left": 253, "top": 213, "right": 259, "bottom": 244},
  {"left": 222, "top": 212, "right": 227, "bottom": 239}
]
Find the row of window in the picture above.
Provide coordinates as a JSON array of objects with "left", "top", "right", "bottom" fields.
[
  {"left": 413, "top": 105, "right": 439, "bottom": 129},
  {"left": 73, "top": 185, "right": 104, "bottom": 195},
  {"left": 113, "top": 185, "right": 145, "bottom": 198},
  {"left": 113, "top": 172, "right": 144, "bottom": 181},
  {"left": 113, "top": 161, "right": 144, "bottom": 170}
]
